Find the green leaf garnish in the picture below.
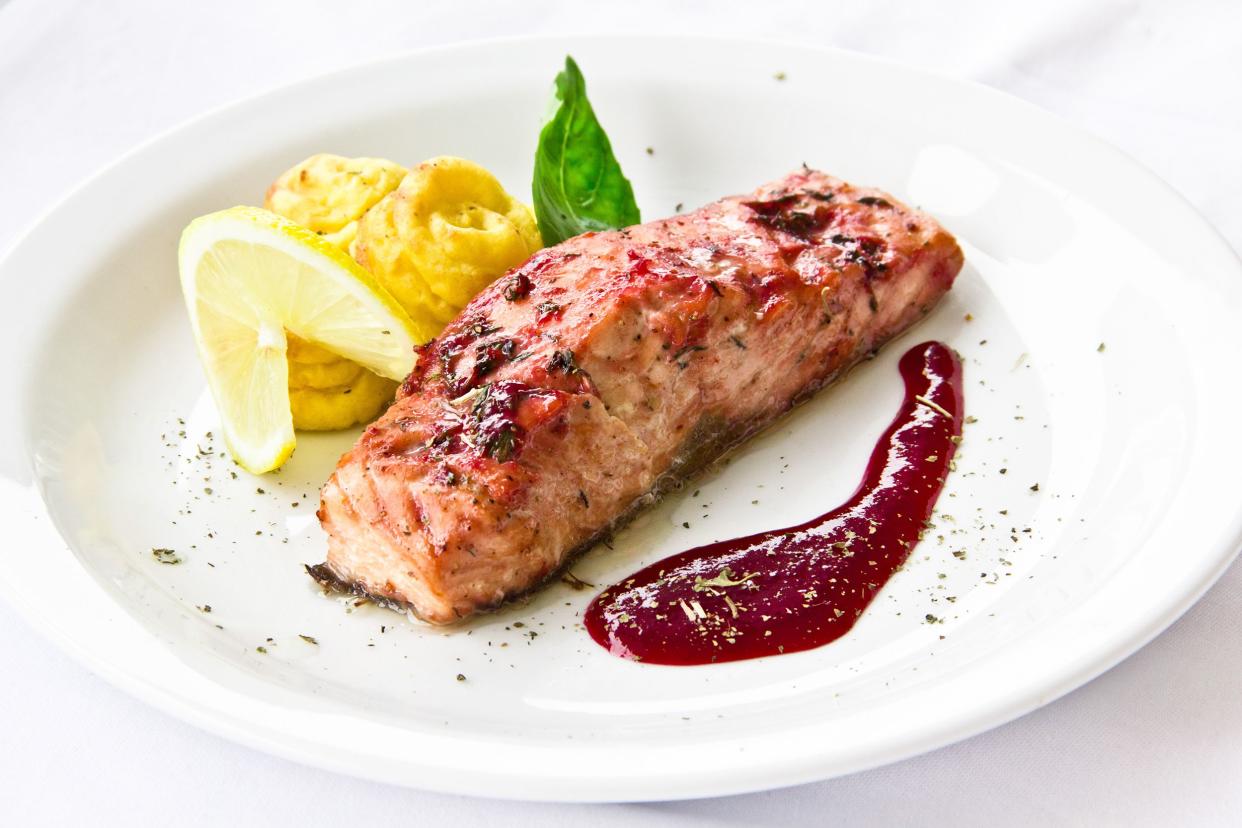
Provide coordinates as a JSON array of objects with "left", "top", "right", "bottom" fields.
[{"left": 533, "top": 56, "right": 640, "bottom": 245}]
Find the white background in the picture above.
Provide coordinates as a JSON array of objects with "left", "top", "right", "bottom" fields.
[{"left": 1, "top": 1, "right": 1238, "bottom": 824}]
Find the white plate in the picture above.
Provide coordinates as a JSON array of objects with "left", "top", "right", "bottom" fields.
[{"left": 2, "top": 35, "right": 1240, "bottom": 802}]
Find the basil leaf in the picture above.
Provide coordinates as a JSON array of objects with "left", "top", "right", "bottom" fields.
[{"left": 533, "top": 56, "right": 640, "bottom": 245}]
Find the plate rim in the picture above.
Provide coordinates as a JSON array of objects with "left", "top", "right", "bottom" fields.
[{"left": 1, "top": 33, "right": 1240, "bottom": 802}]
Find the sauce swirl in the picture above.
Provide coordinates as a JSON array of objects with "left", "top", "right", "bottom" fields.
[{"left": 584, "top": 341, "right": 963, "bottom": 665}]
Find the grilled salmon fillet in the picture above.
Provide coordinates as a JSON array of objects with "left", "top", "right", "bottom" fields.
[{"left": 311, "top": 168, "right": 963, "bottom": 623}]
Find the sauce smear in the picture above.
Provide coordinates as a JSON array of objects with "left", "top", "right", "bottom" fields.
[{"left": 585, "top": 341, "right": 964, "bottom": 665}]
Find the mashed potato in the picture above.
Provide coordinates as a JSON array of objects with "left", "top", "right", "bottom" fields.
[
  {"left": 265, "top": 153, "right": 407, "bottom": 251},
  {"left": 265, "top": 154, "right": 407, "bottom": 430},
  {"left": 353, "top": 156, "right": 542, "bottom": 328},
  {"left": 263, "top": 154, "right": 541, "bottom": 431},
  {"left": 285, "top": 334, "right": 400, "bottom": 431}
]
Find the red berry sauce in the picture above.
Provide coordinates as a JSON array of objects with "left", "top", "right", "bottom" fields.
[{"left": 585, "top": 341, "right": 964, "bottom": 665}]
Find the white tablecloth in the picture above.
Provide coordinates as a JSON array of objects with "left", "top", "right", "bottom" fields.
[{"left": 1, "top": 1, "right": 1238, "bottom": 824}]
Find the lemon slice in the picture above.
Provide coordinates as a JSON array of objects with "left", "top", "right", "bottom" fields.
[{"left": 178, "top": 206, "right": 426, "bottom": 473}]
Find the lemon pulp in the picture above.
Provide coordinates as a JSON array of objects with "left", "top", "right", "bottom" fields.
[{"left": 178, "top": 206, "right": 420, "bottom": 472}]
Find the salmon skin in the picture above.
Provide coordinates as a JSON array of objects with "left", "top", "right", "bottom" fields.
[{"left": 310, "top": 168, "right": 964, "bottom": 623}]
